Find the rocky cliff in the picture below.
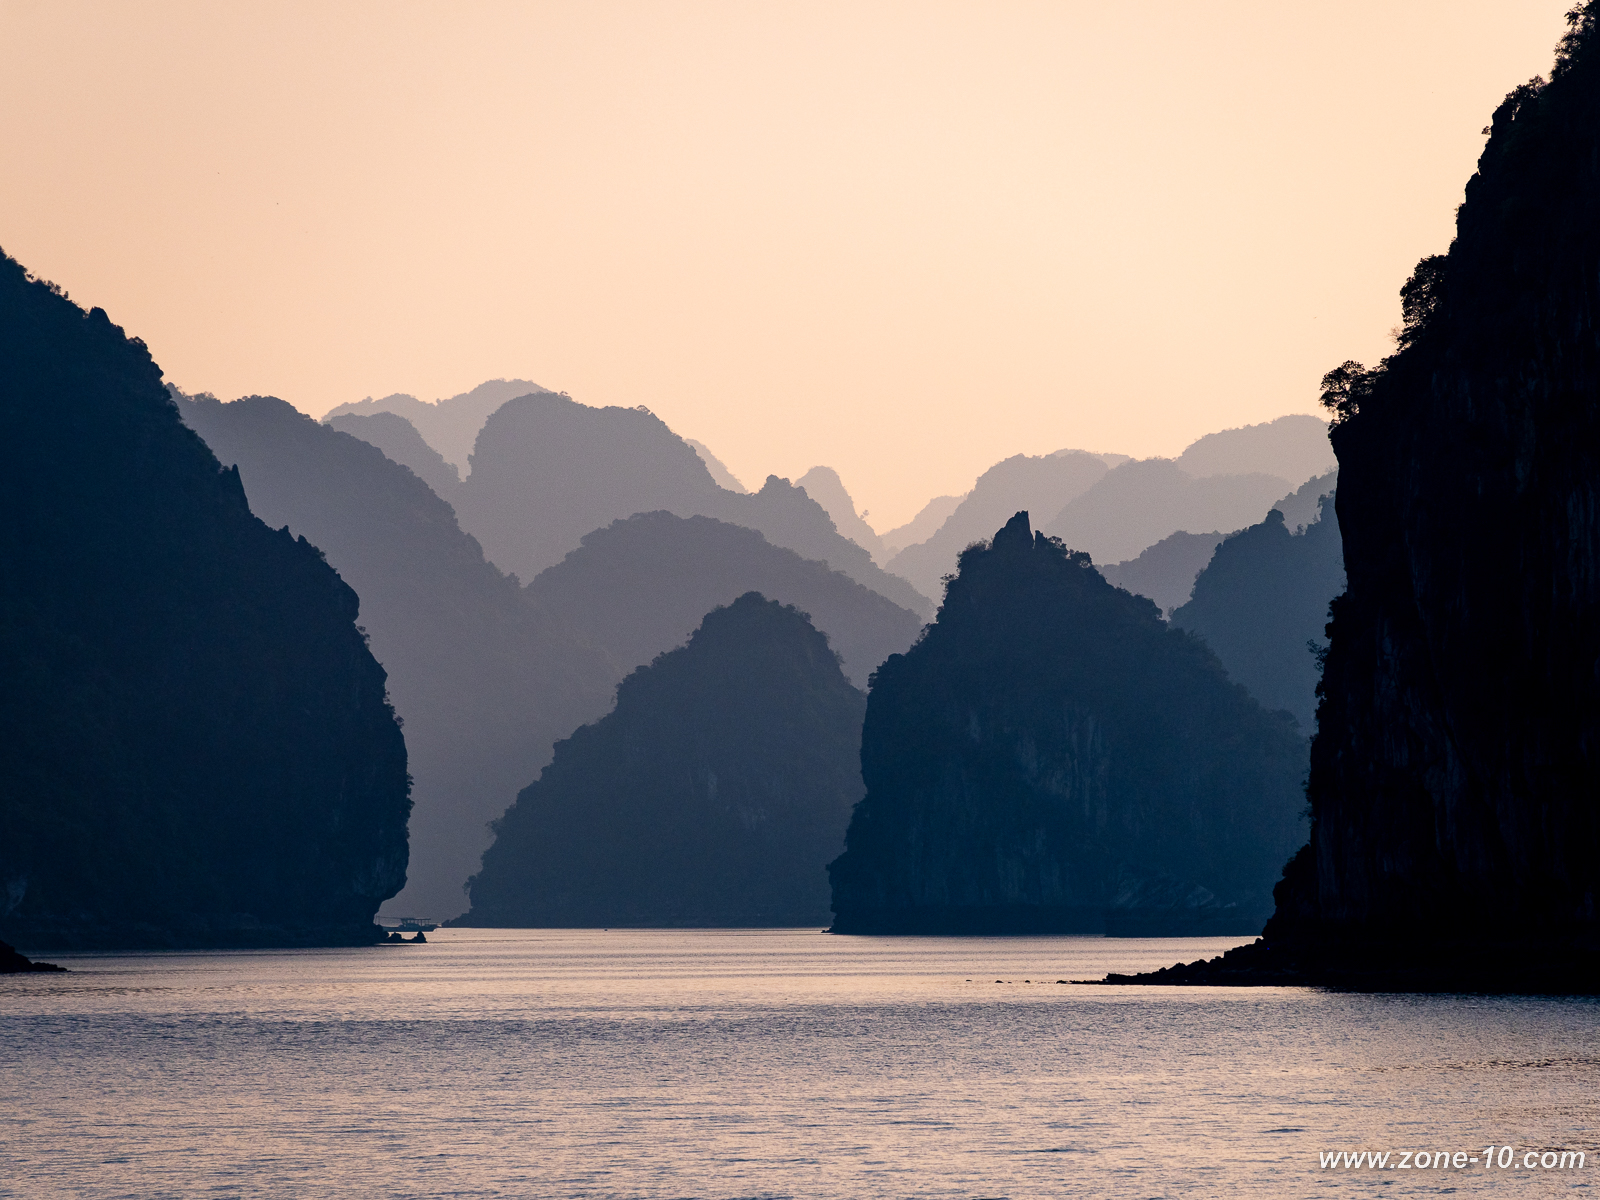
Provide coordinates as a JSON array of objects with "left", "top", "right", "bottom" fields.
[
  {"left": 828, "top": 513, "right": 1308, "bottom": 936},
  {"left": 1114, "top": 9, "right": 1600, "bottom": 989},
  {"left": 0, "top": 252, "right": 410, "bottom": 950}
]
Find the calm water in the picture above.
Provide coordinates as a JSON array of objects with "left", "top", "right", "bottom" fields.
[{"left": 2, "top": 929, "right": 1595, "bottom": 1198}]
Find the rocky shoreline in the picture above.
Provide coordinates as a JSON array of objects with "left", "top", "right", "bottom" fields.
[{"left": 1, "top": 938, "right": 65, "bottom": 974}]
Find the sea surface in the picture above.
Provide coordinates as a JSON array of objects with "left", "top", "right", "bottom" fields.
[{"left": 2, "top": 928, "right": 1595, "bottom": 1198}]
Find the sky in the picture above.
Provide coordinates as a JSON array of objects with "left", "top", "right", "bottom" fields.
[{"left": 0, "top": 1, "right": 1575, "bottom": 529}]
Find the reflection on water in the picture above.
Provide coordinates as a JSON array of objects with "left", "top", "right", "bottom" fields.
[{"left": 3, "top": 929, "right": 1595, "bottom": 1197}]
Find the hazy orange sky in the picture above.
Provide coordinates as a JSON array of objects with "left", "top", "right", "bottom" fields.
[{"left": 0, "top": 1, "right": 1574, "bottom": 527}]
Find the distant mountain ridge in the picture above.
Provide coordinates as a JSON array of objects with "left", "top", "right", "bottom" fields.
[
  {"left": 324, "top": 379, "right": 555, "bottom": 475},
  {"left": 886, "top": 416, "right": 1330, "bottom": 602},
  {"left": 527, "top": 511, "right": 924, "bottom": 689},
  {"left": 1099, "top": 531, "right": 1224, "bottom": 616},
  {"left": 454, "top": 391, "right": 931, "bottom": 615},
  {"left": 178, "top": 394, "right": 616, "bottom": 920},
  {"left": 886, "top": 451, "right": 1110, "bottom": 598},
  {"left": 796, "top": 466, "right": 884, "bottom": 561},
  {"left": 1043, "top": 459, "right": 1292, "bottom": 564},
  {"left": 1175, "top": 414, "right": 1334, "bottom": 482},
  {"left": 326, "top": 410, "right": 462, "bottom": 505},
  {"left": 1172, "top": 493, "right": 1344, "bottom": 731}
]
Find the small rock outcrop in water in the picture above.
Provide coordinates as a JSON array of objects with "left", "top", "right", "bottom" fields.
[
  {"left": 456, "top": 594, "right": 867, "bottom": 928},
  {"left": 1109, "top": 10, "right": 1600, "bottom": 990},
  {"left": 828, "top": 513, "right": 1308, "bottom": 936},
  {"left": 0, "top": 250, "right": 410, "bottom": 951},
  {"left": 1, "top": 938, "right": 64, "bottom": 973}
]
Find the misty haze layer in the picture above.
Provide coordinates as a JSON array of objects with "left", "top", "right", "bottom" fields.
[
  {"left": 795, "top": 465, "right": 884, "bottom": 561},
  {"left": 459, "top": 594, "right": 866, "bottom": 928},
  {"left": 453, "top": 391, "right": 931, "bottom": 615},
  {"left": 324, "top": 380, "right": 554, "bottom": 475},
  {"left": 0, "top": 252, "right": 409, "bottom": 950},
  {"left": 1172, "top": 493, "right": 1344, "bottom": 731},
  {"left": 526, "top": 511, "right": 923, "bottom": 690},
  {"left": 886, "top": 416, "right": 1334, "bottom": 601},
  {"left": 1098, "top": 531, "right": 1224, "bottom": 617},
  {"left": 178, "top": 395, "right": 616, "bottom": 920},
  {"left": 326, "top": 410, "right": 462, "bottom": 506}
]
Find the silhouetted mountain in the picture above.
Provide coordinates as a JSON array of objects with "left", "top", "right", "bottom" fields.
[
  {"left": 1175, "top": 414, "right": 1334, "bottom": 483},
  {"left": 324, "top": 379, "right": 553, "bottom": 474},
  {"left": 457, "top": 593, "right": 867, "bottom": 927},
  {"left": 325, "top": 410, "right": 462, "bottom": 505},
  {"left": 886, "top": 451, "right": 1109, "bottom": 598},
  {"left": 454, "top": 391, "right": 932, "bottom": 615},
  {"left": 1271, "top": 469, "right": 1338, "bottom": 532},
  {"left": 0, "top": 937, "right": 64, "bottom": 973},
  {"left": 879, "top": 493, "right": 964, "bottom": 559},
  {"left": 178, "top": 395, "right": 615, "bottom": 919},
  {"left": 0, "top": 251, "right": 409, "bottom": 951},
  {"left": 796, "top": 466, "right": 884, "bottom": 560},
  {"left": 685, "top": 437, "right": 748, "bottom": 493},
  {"left": 1171, "top": 495, "right": 1344, "bottom": 730},
  {"left": 1114, "top": 11, "right": 1600, "bottom": 990},
  {"left": 1099, "top": 530, "right": 1223, "bottom": 616},
  {"left": 1043, "top": 458, "right": 1291, "bottom": 564},
  {"left": 828, "top": 513, "right": 1308, "bottom": 936},
  {"left": 527, "top": 511, "right": 922, "bottom": 688}
]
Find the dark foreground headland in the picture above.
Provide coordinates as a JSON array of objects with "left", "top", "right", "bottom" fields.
[
  {"left": 0, "top": 249, "right": 412, "bottom": 953},
  {"left": 1, "top": 938, "right": 65, "bottom": 974},
  {"left": 1105, "top": 9, "right": 1600, "bottom": 993}
]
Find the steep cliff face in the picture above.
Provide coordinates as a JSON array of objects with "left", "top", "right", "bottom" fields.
[
  {"left": 1267, "top": 24, "right": 1600, "bottom": 980},
  {"left": 457, "top": 594, "right": 866, "bottom": 928},
  {"left": 0, "top": 253, "right": 410, "bottom": 950},
  {"left": 828, "top": 513, "right": 1307, "bottom": 935},
  {"left": 1129, "top": 13, "right": 1600, "bottom": 989}
]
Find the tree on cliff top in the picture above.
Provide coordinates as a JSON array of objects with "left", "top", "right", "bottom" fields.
[{"left": 1253, "top": 2, "right": 1600, "bottom": 981}]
